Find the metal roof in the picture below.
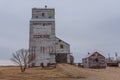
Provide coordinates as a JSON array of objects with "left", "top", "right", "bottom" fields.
[{"left": 84, "top": 51, "right": 105, "bottom": 59}]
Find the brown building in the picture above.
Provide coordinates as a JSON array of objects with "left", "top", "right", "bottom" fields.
[{"left": 82, "top": 52, "right": 106, "bottom": 68}]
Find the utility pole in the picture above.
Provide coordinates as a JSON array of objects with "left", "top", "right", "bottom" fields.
[
  {"left": 108, "top": 53, "right": 110, "bottom": 61},
  {"left": 115, "top": 52, "right": 118, "bottom": 62}
]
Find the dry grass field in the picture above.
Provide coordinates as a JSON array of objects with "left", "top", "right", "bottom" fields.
[{"left": 0, "top": 64, "right": 120, "bottom": 80}]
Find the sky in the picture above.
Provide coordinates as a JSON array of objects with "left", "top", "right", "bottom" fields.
[{"left": 0, "top": 0, "right": 120, "bottom": 65}]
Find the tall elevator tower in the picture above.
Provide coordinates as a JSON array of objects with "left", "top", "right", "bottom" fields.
[{"left": 29, "top": 6, "right": 56, "bottom": 66}]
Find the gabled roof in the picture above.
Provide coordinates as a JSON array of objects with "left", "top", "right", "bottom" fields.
[
  {"left": 84, "top": 51, "right": 105, "bottom": 59},
  {"left": 56, "top": 37, "right": 70, "bottom": 46}
]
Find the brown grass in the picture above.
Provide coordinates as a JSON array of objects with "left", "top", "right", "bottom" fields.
[
  {"left": 0, "top": 64, "right": 120, "bottom": 80},
  {"left": 0, "top": 65, "right": 81, "bottom": 80}
]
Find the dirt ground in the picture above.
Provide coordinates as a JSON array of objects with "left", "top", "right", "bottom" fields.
[{"left": 0, "top": 64, "right": 120, "bottom": 80}]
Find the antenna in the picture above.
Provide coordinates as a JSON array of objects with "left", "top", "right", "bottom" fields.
[{"left": 115, "top": 52, "right": 118, "bottom": 61}]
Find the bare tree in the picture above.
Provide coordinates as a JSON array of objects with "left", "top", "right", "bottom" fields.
[{"left": 11, "top": 49, "right": 29, "bottom": 72}]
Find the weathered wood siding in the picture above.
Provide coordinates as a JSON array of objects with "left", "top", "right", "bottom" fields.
[{"left": 82, "top": 52, "right": 106, "bottom": 68}]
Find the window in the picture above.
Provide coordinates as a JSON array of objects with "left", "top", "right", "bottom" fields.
[
  {"left": 40, "top": 63, "right": 44, "bottom": 67},
  {"left": 49, "top": 16, "right": 51, "bottom": 18},
  {"left": 32, "top": 63, "right": 35, "bottom": 67},
  {"left": 42, "top": 13, "right": 45, "bottom": 17},
  {"left": 40, "top": 47, "right": 42, "bottom": 52},
  {"left": 31, "top": 46, "right": 36, "bottom": 53},
  {"left": 43, "top": 23, "right": 45, "bottom": 26},
  {"left": 48, "top": 23, "right": 52, "bottom": 25},
  {"left": 43, "top": 47, "right": 44, "bottom": 53},
  {"left": 51, "top": 47, "right": 53, "bottom": 52},
  {"left": 35, "top": 16, "right": 38, "bottom": 18},
  {"left": 60, "top": 44, "right": 64, "bottom": 49},
  {"left": 59, "top": 40, "right": 62, "bottom": 42},
  {"left": 95, "top": 58, "right": 99, "bottom": 62},
  {"left": 85, "top": 60, "right": 87, "bottom": 63}
]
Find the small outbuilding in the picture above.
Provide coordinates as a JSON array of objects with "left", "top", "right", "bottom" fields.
[{"left": 82, "top": 52, "right": 106, "bottom": 68}]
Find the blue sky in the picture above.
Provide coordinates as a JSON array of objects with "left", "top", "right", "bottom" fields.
[{"left": 0, "top": 0, "right": 120, "bottom": 65}]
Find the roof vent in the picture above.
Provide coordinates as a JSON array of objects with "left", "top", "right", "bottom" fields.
[{"left": 45, "top": 5, "right": 47, "bottom": 8}]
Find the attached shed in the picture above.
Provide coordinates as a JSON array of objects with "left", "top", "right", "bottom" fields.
[{"left": 82, "top": 52, "right": 106, "bottom": 68}]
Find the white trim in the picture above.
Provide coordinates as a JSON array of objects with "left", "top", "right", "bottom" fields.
[{"left": 30, "top": 18, "right": 55, "bottom": 22}]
